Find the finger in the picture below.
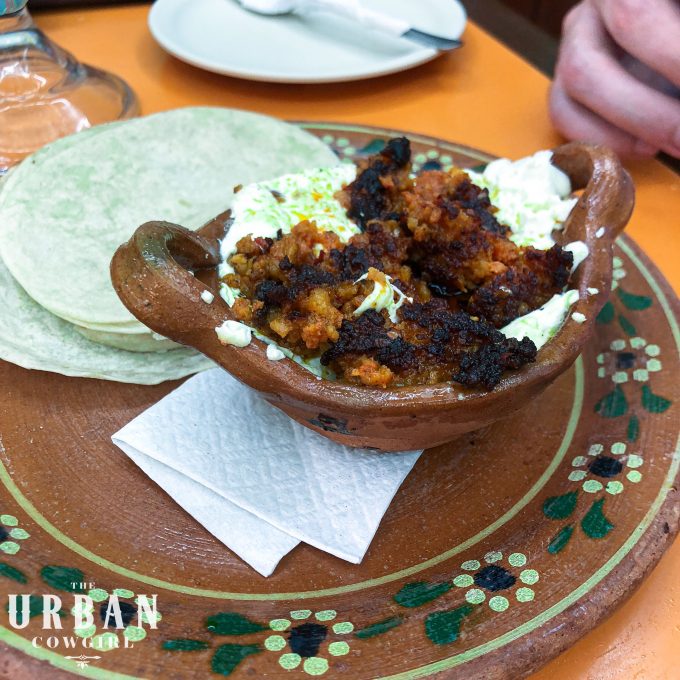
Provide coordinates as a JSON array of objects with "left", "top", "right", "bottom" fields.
[
  {"left": 557, "top": 1, "right": 680, "bottom": 157},
  {"left": 549, "top": 77, "right": 659, "bottom": 157},
  {"left": 596, "top": 0, "right": 680, "bottom": 89},
  {"left": 620, "top": 54, "right": 680, "bottom": 99},
  {"left": 561, "top": 1, "right": 587, "bottom": 33}
]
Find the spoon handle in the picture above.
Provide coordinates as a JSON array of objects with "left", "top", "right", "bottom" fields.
[
  {"left": 305, "top": 0, "right": 409, "bottom": 36},
  {"left": 301, "top": 0, "right": 461, "bottom": 50}
]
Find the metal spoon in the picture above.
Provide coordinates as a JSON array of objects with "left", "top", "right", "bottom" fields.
[{"left": 238, "top": 0, "right": 463, "bottom": 51}]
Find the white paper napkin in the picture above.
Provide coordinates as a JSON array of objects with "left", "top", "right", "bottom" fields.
[{"left": 112, "top": 368, "right": 421, "bottom": 576}]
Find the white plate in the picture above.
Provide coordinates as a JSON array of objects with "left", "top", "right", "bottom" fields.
[{"left": 148, "top": 0, "right": 466, "bottom": 84}]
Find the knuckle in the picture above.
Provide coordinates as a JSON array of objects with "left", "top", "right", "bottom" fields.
[
  {"left": 562, "top": 3, "right": 584, "bottom": 34},
  {"left": 602, "top": 0, "right": 641, "bottom": 39},
  {"left": 664, "top": 122, "right": 680, "bottom": 154},
  {"left": 548, "top": 85, "right": 566, "bottom": 124},
  {"left": 627, "top": 110, "right": 680, "bottom": 152},
  {"left": 549, "top": 106, "right": 571, "bottom": 138},
  {"left": 557, "top": 48, "right": 593, "bottom": 97},
  {"left": 548, "top": 85, "right": 576, "bottom": 137}
]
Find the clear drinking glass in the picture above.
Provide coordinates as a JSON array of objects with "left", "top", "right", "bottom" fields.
[{"left": 0, "top": 0, "right": 139, "bottom": 173}]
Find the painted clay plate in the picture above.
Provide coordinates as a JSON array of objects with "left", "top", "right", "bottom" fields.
[{"left": 0, "top": 125, "right": 677, "bottom": 679}]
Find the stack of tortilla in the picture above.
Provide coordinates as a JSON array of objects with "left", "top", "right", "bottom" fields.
[{"left": 0, "top": 107, "right": 339, "bottom": 384}]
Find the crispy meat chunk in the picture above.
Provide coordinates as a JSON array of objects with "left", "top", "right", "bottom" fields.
[
  {"left": 467, "top": 245, "right": 573, "bottom": 327},
  {"left": 402, "top": 168, "right": 572, "bottom": 324},
  {"left": 448, "top": 177, "right": 508, "bottom": 235},
  {"left": 399, "top": 300, "right": 537, "bottom": 388},
  {"left": 328, "top": 223, "right": 411, "bottom": 281},
  {"left": 320, "top": 301, "right": 537, "bottom": 389},
  {"left": 338, "top": 137, "right": 411, "bottom": 229},
  {"left": 321, "top": 309, "right": 418, "bottom": 373},
  {"left": 453, "top": 338, "right": 537, "bottom": 389},
  {"left": 404, "top": 170, "right": 511, "bottom": 293}
]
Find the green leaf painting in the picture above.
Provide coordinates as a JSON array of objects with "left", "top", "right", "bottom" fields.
[
  {"left": 595, "top": 386, "right": 628, "bottom": 418},
  {"left": 641, "top": 386, "right": 672, "bottom": 414},
  {"left": 40, "top": 566, "right": 85, "bottom": 592},
  {"left": 163, "top": 639, "right": 210, "bottom": 651},
  {"left": 618, "top": 314, "right": 636, "bottom": 337},
  {"left": 627, "top": 414, "right": 640, "bottom": 442},
  {"left": 211, "top": 644, "right": 260, "bottom": 676},
  {"left": 205, "top": 613, "right": 267, "bottom": 636},
  {"left": 547, "top": 525, "right": 574, "bottom": 554},
  {"left": 597, "top": 301, "right": 615, "bottom": 324},
  {"left": 581, "top": 499, "right": 614, "bottom": 539},
  {"left": 543, "top": 491, "right": 578, "bottom": 520},
  {"left": 394, "top": 581, "right": 452, "bottom": 608},
  {"left": 616, "top": 288, "right": 652, "bottom": 311},
  {"left": 425, "top": 605, "right": 474, "bottom": 645},
  {"left": 358, "top": 139, "right": 386, "bottom": 155},
  {"left": 354, "top": 616, "right": 403, "bottom": 639},
  {"left": 0, "top": 563, "right": 27, "bottom": 584}
]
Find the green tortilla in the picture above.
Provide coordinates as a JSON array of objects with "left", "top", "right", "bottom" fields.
[
  {"left": 0, "top": 253, "right": 214, "bottom": 383},
  {"left": 0, "top": 128, "right": 210, "bottom": 382},
  {"left": 0, "top": 123, "right": 161, "bottom": 340},
  {"left": 0, "top": 107, "right": 340, "bottom": 343},
  {"left": 0, "top": 123, "right": 157, "bottom": 343},
  {"left": 74, "top": 326, "right": 179, "bottom": 352}
]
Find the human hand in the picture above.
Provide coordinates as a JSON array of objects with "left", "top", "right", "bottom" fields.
[{"left": 549, "top": 0, "right": 680, "bottom": 158}]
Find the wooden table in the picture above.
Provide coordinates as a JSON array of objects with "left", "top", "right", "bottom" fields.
[{"left": 27, "top": 5, "right": 680, "bottom": 678}]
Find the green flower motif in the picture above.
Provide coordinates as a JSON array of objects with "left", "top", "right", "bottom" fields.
[
  {"left": 0, "top": 514, "right": 30, "bottom": 555},
  {"left": 452, "top": 551, "right": 539, "bottom": 610},
  {"left": 611, "top": 256, "right": 626, "bottom": 290},
  {"left": 320, "top": 134, "right": 356, "bottom": 162},
  {"left": 411, "top": 149, "right": 454, "bottom": 174},
  {"left": 597, "top": 337, "right": 661, "bottom": 384},
  {"left": 569, "top": 442, "right": 643, "bottom": 493},
  {"left": 71, "top": 587, "right": 161, "bottom": 651},
  {"left": 265, "top": 609, "right": 353, "bottom": 675}
]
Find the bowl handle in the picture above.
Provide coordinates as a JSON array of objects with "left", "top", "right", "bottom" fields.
[
  {"left": 111, "top": 221, "right": 234, "bottom": 344},
  {"left": 552, "top": 142, "right": 635, "bottom": 241}
]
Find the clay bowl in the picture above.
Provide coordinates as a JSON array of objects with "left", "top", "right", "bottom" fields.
[{"left": 111, "top": 142, "right": 634, "bottom": 451}]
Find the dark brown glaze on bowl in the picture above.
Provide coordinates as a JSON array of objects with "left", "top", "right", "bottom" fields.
[{"left": 111, "top": 142, "right": 634, "bottom": 451}]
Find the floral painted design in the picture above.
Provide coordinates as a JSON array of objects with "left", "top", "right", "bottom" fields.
[
  {"left": 386, "top": 548, "right": 542, "bottom": 646},
  {"left": 451, "top": 551, "right": 539, "bottom": 610},
  {"left": 592, "top": 257, "right": 670, "bottom": 422},
  {"left": 569, "top": 442, "right": 644, "bottom": 494},
  {"left": 597, "top": 337, "right": 661, "bottom": 385},
  {"left": 610, "top": 256, "right": 626, "bottom": 290},
  {"left": 73, "top": 587, "right": 161, "bottom": 651},
  {"left": 594, "top": 339, "right": 671, "bottom": 420},
  {"left": 540, "top": 439, "right": 645, "bottom": 553},
  {"left": 163, "top": 610, "right": 353, "bottom": 676},
  {"left": 411, "top": 149, "right": 455, "bottom": 173},
  {"left": 321, "top": 134, "right": 358, "bottom": 165},
  {"left": 0, "top": 514, "right": 29, "bottom": 555},
  {"left": 264, "top": 610, "right": 353, "bottom": 675}
]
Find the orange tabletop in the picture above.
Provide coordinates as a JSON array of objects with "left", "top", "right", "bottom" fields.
[{"left": 34, "top": 6, "right": 680, "bottom": 679}]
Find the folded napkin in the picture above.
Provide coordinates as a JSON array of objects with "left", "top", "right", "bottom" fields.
[{"left": 112, "top": 368, "right": 421, "bottom": 576}]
